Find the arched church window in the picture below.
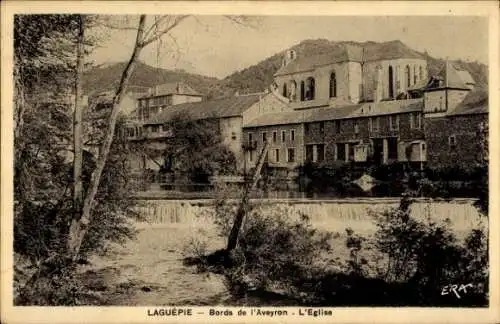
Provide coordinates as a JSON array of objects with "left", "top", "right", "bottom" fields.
[
  {"left": 282, "top": 83, "right": 288, "bottom": 97},
  {"left": 388, "top": 66, "right": 394, "bottom": 99},
  {"left": 330, "top": 72, "right": 337, "bottom": 98},
  {"left": 413, "top": 66, "right": 417, "bottom": 85},
  {"left": 305, "top": 77, "right": 315, "bottom": 101},
  {"left": 300, "top": 81, "right": 305, "bottom": 101},
  {"left": 290, "top": 80, "right": 297, "bottom": 101},
  {"left": 405, "top": 65, "right": 411, "bottom": 89}
]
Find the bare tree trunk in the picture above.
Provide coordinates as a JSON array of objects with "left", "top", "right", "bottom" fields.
[
  {"left": 72, "top": 14, "right": 84, "bottom": 225},
  {"left": 226, "top": 141, "right": 269, "bottom": 251},
  {"left": 67, "top": 15, "right": 147, "bottom": 260}
]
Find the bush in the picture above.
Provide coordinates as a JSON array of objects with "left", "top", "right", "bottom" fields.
[
  {"left": 209, "top": 198, "right": 332, "bottom": 296},
  {"left": 342, "top": 196, "right": 489, "bottom": 306}
]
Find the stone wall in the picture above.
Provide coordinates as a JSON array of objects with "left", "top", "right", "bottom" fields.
[{"left": 424, "top": 113, "right": 487, "bottom": 169}]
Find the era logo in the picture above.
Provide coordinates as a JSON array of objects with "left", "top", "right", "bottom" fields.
[{"left": 441, "top": 283, "right": 473, "bottom": 299}]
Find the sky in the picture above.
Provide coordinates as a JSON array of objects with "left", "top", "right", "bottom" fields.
[{"left": 89, "top": 15, "right": 489, "bottom": 79}]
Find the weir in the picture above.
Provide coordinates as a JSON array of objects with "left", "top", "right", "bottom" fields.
[{"left": 134, "top": 198, "right": 485, "bottom": 235}]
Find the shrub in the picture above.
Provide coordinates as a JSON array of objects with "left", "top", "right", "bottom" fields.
[{"left": 209, "top": 198, "right": 332, "bottom": 296}]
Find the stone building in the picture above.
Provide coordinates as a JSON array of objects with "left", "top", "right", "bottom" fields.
[
  {"left": 130, "top": 91, "right": 289, "bottom": 172},
  {"left": 242, "top": 41, "right": 487, "bottom": 173}
]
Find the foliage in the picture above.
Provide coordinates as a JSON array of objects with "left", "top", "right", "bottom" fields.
[
  {"left": 13, "top": 15, "right": 141, "bottom": 305},
  {"left": 207, "top": 196, "right": 332, "bottom": 295},
  {"left": 341, "top": 196, "right": 488, "bottom": 306},
  {"left": 158, "top": 113, "right": 238, "bottom": 182}
]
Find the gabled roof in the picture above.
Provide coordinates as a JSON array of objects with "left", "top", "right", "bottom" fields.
[
  {"left": 145, "top": 94, "right": 262, "bottom": 125},
  {"left": 448, "top": 89, "right": 488, "bottom": 116},
  {"left": 362, "top": 40, "right": 425, "bottom": 62},
  {"left": 142, "top": 81, "right": 202, "bottom": 98},
  {"left": 274, "top": 40, "right": 425, "bottom": 76}
]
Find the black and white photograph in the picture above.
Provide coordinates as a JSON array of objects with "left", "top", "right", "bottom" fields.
[{"left": 1, "top": 1, "right": 499, "bottom": 323}]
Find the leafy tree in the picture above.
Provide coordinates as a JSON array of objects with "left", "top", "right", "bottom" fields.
[{"left": 153, "top": 112, "right": 237, "bottom": 182}]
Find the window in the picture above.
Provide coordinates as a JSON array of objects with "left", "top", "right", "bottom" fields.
[
  {"left": 388, "top": 66, "right": 394, "bottom": 98},
  {"left": 405, "top": 65, "right": 411, "bottom": 88},
  {"left": 354, "top": 120, "right": 359, "bottom": 134},
  {"left": 305, "top": 145, "right": 314, "bottom": 162},
  {"left": 282, "top": 130, "right": 286, "bottom": 142},
  {"left": 151, "top": 125, "right": 159, "bottom": 133},
  {"left": 231, "top": 132, "right": 237, "bottom": 140},
  {"left": 413, "top": 66, "right": 417, "bottom": 85},
  {"left": 449, "top": 135, "right": 457, "bottom": 150},
  {"left": 300, "top": 81, "right": 305, "bottom": 101},
  {"left": 369, "top": 117, "right": 379, "bottom": 132},
  {"left": 273, "top": 131, "right": 277, "bottom": 143},
  {"left": 282, "top": 83, "right": 288, "bottom": 97},
  {"left": 262, "top": 132, "right": 267, "bottom": 142},
  {"left": 248, "top": 132, "right": 253, "bottom": 144},
  {"left": 305, "top": 77, "right": 315, "bottom": 100},
  {"left": 410, "top": 113, "right": 422, "bottom": 129},
  {"left": 329, "top": 72, "right": 337, "bottom": 98},
  {"left": 317, "top": 144, "right": 325, "bottom": 162},
  {"left": 319, "top": 122, "right": 325, "bottom": 134},
  {"left": 127, "top": 128, "right": 135, "bottom": 137},
  {"left": 422, "top": 143, "right": 426, "bottom": 151},
  {"left": 419, "top": 66, "right": 424, "bottom": 81},
  {"left": 275, "top": 149, "right": 280, "bottom": 162},
  {"left": 287, "top": 148, "right": 295, "bottom": 162},
  {"left": 389, "top": 115, "right": 400, "bottom": 131},
  {"left": 335, "top": 120, "right": 341, "bottom": 134},
  {"left": 290, "top": 80, "right": 297, "bottom": 101},
  {"left": 249, "top": 150, "right": 254, "bottom": 162},
  {"left": 161, "top": 124, "right": 169, "bottom": 132},
  {"left": 305, "top": 123, "right": 310, "bottom": 135},
  {"left": 291, "top": 130, "right": 295, "bottom": 141}
]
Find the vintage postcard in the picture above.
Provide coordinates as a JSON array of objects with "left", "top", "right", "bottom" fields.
[{"left": 1, "top": 1, "right": 499, "bottom": 323}]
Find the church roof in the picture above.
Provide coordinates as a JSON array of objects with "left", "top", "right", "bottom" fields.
[{"left": 275, "top": 40, "right": 425, "bottom": 76}]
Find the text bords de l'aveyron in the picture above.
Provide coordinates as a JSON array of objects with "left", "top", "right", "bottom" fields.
[{"left": 147, "top": 308, "right": 333, "bottom": 317}]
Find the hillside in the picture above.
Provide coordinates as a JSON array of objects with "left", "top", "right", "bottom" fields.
[
  {"left": 84, "top": 39, "right": 488, "bottom": 99},
  {"left": 83, "top": 61, "right": 223, "bottom": 99}
]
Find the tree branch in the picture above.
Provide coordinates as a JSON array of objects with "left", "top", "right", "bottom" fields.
[{"left": 139, "top": 15, "right": 189, "bottom": 48}]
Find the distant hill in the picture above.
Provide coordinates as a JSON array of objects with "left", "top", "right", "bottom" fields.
[
  {"left": 83, "top": 61, "right": 223, "bottom": 99},
  {"left": 84, "top": 39, "right": 488, "bottom": 99}
]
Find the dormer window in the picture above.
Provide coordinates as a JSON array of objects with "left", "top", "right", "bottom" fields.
[{"left": 329, "top": 72, "right": 337, "bottom": 98}]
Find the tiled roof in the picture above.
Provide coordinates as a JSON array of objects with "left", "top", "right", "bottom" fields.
[
  {"left": 245, "top": 98, "right": 424, "bottom": 128},
  {"left": 275, "top": 40, "right": 425, "bottom": 76},
  {"left": 436, "top": 63, "right": 475, "bottom": 90},
  {"left": 144, "top": 94, "right": 261, "bottom": 125},
  {"left": 245, "top": 111, "right": 305, "bottom": 127},
  {"left": 142, "top": 82, "right": 202, "bottom": 98},
  {"left": 448, "top": 89, "right": 488, "bottom": 116},
  {"left": 347, "top": 99, "right": 423, "bottom": 118},
  {"left": 362, "top": 40, "right": 425, "bottom": 62}
]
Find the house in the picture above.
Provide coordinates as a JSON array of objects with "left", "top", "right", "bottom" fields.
[
  {"left": 132, "top": 91, "right": 289, "bottom": 172},
  {"left": 136, "top": 82, "right": 204, "bottom": 122}
]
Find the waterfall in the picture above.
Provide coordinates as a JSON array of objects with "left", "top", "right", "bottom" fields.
[{"left": 134, "top": 199, "right": 484, "bottom": 234}]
